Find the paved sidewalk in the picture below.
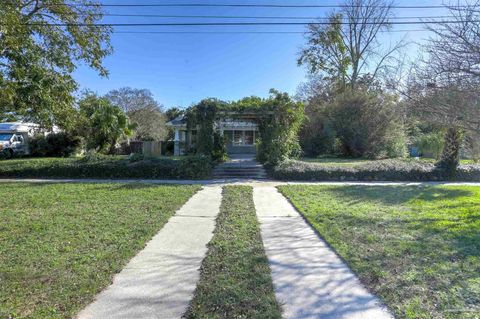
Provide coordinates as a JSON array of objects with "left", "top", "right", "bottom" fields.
[
  {"left": 1, "top": 177, "right": 479, "bottom": 186},
  {"left": 253, "top": 187, "right": 393, "bottom": 319},
  {"left": 77, "top": 186, "right": 222, "bottom": 319}
]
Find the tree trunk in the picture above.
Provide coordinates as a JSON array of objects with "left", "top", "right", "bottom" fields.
[
  {"left": 108, "top": 138, "right": 118, "bottom": 155},
  {"left": 436, "top": 127, "right": 461, "bottom": 178}
]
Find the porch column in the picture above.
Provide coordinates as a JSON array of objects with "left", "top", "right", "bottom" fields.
[{"left": 174, "top": 128, "right": 180, "bottom": 156}]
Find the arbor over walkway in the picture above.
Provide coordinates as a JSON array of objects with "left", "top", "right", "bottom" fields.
[{"left": 184, "top": 89, "right": 304, "bottom": 166}]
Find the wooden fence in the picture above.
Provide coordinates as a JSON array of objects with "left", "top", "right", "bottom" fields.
[{"left": 142, "top": 141, "right": 162, "bottom": 156}]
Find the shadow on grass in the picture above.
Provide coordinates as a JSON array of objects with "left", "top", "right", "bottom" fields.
[
  {"left": 281, "top": 184, "right": 480, "bottom": 316},
  {"left": 324, "top": 185, "right": 473, "bottom": 206}
]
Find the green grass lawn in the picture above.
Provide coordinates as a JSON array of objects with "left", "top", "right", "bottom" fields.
[
  {"left": 279, "top": 185, "right": 480, "bottom": 319},
  {"left": 185, "top": 186, "right": 281, "bottom": 319},
  {"left": 0, "top": 183, "right": 199, "bottom": 319}
]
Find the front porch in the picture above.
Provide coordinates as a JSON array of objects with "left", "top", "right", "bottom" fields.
[
  {"left": 223, "top": 129, "right": 257, "bottom": 154},
  {"left": 168, "top": 117, "right": 259, "bottom": 156}
]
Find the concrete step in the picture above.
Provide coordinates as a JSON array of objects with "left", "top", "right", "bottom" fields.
[
  {"left": 215, "top": 165, "right": 264, "bottom": 169},
  {"left": 213, "top": 169, "right": 267, "bottom": 173},
  {"left": 213, "top": 176, "right": 268, "bottom": 180},
  {"left": 212, "top": 157, "right": 267, "bottom": 180},
  {"left": 213, "top": 172, "right": 267, "bottom": 177},
  {"left": 213, "top": 170, "right": 267, "bottom": 175},
  {"left": 213, "top": 173, "right": 268, "bottom": 178}
]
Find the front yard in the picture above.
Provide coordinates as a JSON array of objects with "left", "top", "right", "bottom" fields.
[
  {"left": 0, "top": 183, "right": 199, "bottom": 319},
  {"left": 185, "top": 186, "right": 281, "bottom": 318},
  {"left": 279, "top": 185, "right": 480, "bottom": 319}
]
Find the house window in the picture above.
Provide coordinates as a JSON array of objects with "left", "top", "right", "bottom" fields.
[
  {"left": 233, "top": 131, "right": 243, "bottom": 145},
  {"left": 244, "top": 131, "right": 254, "bottom": 145},
  {"left": 223, "top": 130, "right": 257, "bottom": 146}
]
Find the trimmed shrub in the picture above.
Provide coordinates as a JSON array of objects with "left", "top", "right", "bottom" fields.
[
  {"left": 30, "top": 132, "right": 82, "bottom": 157},
  {"left": 0, "top": 155, "right": 213, "bottom": 180},
  {"left": 271, "top": 159, "right": 480, "bottom": 181}
]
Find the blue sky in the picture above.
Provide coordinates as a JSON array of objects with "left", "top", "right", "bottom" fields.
[{"left": 73, "top": 0, "right": 448, "bottom": 109}]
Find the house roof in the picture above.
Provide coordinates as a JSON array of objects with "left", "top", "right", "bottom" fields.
[
  {"left": 166, "top": 116, "right": 187, "bottom": 127},
  {"left": 166, "top": 112, "right": 265, "bottom": 129}
]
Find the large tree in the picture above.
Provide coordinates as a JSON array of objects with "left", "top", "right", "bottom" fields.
[
  {"left": 105, "top": 87, "right": 167, "bottom": 141},
  {"left": 407, "top": 1, "right": 480, "bottom": 174},
  {"left": 425, "top": 1, "right": 480, "bottom": 83},
  {"left": 77, "top": 92, "right": 135, "bottom": 154},
  {"left": 0, "top": 0, "right": 112, "bottom": 128},
  {"left": 298, "top": 0, "right": 403, "bottom": 91}
]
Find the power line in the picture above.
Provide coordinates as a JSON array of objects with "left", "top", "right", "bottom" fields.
[
  {"left": 113, "top": 29, "right": 431, "bottom": 34},
  {"left": 16, "top": 20, "right": 475, "bottom": 27},
  {"left": 43, "top": 2, "right": 459, "bottom": 9},
  {"left": 99, "top": 14, "right": 456, "bottom": 20}
]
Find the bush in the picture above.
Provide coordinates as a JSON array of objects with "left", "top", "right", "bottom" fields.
[
  {"left": 415, "top": 131, "right": 445, "bottom": 159},
  {"left": 299, "top": 105, "right": 336, "bottom": 157},
  {"left": 256, "top": 90, "right": 304, "bottom": 166},
  {"left": 212, "top": 131, "right": 228, "bottom": 162},
  {"left": 0, "top": 155, "right": 213, "bottom": 180},
  {"left": 78, "top": 151, "right": 110, "bottom": 163},
  {"left": 327, "top": 90, "right": 407, "bottom": 159},
  {"left": 30, "top": 132, "right": 82, "bottom": 157},
  {"left": 271, "top": 159, "right": 480, "bottom": 181},
  {"left": 464, "top": 132, "right": 480, "bottom": 162},
  {"left": 128, "top": 152, "right": 144, "bottom": 162},
  {"left": 177, "top": 155, "right": 213, "bottom": 179}
]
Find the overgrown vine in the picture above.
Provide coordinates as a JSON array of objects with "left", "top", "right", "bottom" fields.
[{"left": 185, "top": 90, "right": 304, "bottom": 165}]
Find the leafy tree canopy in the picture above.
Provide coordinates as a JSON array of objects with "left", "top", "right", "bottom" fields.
[
  {"left": 165, "top": 107, "right": 185, "bottom": 122},
  {"left": 105, "top": 87, "right": 162, "bottom": 113},
  {"left": 0, "top": 0, "right": 112, "bottom": 129},
  {"left": 77, "top": 92, "right": 135, "bottom": 154},
  {"left": 105, "top": 87, "right": 167, "bottom": 141}
]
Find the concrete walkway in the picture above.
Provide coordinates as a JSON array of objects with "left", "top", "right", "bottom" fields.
[
  {"left": 253, "top": 187, "right": 393, "bottom": 319},
  {"left": 77, "top": 186, "right": 222, "bottom": 319},
  {"left": 1, "top": 177, "right": 479, "bottom": 186}
]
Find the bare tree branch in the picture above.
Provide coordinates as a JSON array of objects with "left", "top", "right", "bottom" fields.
[{"left": 298, "top": 0, "right": 400, "bottom": 90}]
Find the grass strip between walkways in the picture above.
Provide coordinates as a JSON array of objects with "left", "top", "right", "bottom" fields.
[
  {"left": 0, "top": 183, "right": 200, "bottom": 319},
  {"left": 185, "top": 186, "right": 282, "bottom": 319},
  {"left": 279, "top": 185, "right": 480, "bottom": 319}
]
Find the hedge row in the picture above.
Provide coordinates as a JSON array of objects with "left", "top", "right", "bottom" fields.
[
  {"left": 0, "top": 155, "right": 212, "bottom": 180},
  {"left": 270, "top": 159, "right": 480, "bottom": 181}
]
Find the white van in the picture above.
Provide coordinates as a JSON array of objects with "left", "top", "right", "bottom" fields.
[{"left": 0, "top": 122, "right": 44, "bottom": 157}]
